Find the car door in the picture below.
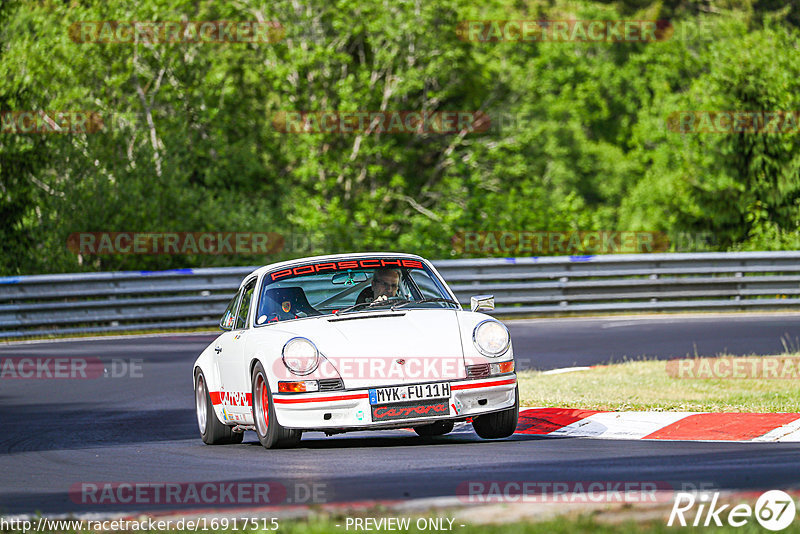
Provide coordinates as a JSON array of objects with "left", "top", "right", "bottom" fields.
[{"left": 214, "top": 277, "right": 257, "bottom": 423}]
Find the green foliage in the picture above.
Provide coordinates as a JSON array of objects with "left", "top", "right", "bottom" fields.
[
  {"left": 621, "top": 15, "right": 800, "bottom": 250},
  {"left": 1, "top": 0, "right": 799, "bottom": 274}
]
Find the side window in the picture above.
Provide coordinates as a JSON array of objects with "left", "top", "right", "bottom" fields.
[
  {"left": 235, "top": 278, "right": 257, "bottom": 330},
  {"left": 409, "top": 270, "right": 441, "bottom": 299},
  {"left": 220, "top": 292, "right": 241, "bottom": 331}
]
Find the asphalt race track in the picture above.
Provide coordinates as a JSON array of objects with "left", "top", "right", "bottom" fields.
[
  {"left": 509, "top": 313, "right": 800, "bottom": 369},
  {"left": 2, "top": 313, "right": 800, "bottom": 516}
]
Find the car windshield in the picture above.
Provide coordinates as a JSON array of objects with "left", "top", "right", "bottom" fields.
[{"left": 254, "top": 257, "right": 459, "bottom": 325}]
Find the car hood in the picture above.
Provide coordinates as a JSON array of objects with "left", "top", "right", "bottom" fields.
[{"left": 269, "top": 309, "right": 468, "bottom": 388}]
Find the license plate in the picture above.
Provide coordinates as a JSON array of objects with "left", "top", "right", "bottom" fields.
[
  {"left": 368, "top": 382, "right": 451, "bottom": 405},
  {"left": 371, "top": 400, "right": 450, "bottom": 422}
]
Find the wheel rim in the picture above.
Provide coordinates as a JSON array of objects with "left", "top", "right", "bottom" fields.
[
  {"left": 195, "top": 374, "right": 207, "bottom": 434},
  {"left": 254, "top": 373, "right": 270, "bottom": 436}
]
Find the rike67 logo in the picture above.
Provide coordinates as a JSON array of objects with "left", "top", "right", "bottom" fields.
[{"left": 669, "top": 490, "right": 797, "bottom": 530}]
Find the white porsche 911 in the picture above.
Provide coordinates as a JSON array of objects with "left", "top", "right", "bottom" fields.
[{"left": 193, "top": 253, "right": 518, "bottom": 449}]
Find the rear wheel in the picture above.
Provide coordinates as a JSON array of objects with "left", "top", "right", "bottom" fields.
[
  {"left": 414, "top": 420, "right": 455, "bottom": 437},
  {"left": 195, "top": 370, "right": 243, "bottom": 445},
  {"left": 472, "top": 386, "right": 519, "bottom": 439},
  {"left": 252, "top": 362, "right": 302, "bottom": 449}
]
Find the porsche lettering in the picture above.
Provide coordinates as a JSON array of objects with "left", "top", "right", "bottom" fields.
[{"left": 270, "top": 259, "right": 424, "bottom": 281}]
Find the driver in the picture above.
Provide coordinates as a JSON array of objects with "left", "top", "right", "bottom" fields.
[{"left": 356, "top": 268, "right": 401, "bottom": 304}]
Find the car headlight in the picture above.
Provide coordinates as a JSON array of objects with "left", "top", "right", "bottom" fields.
[
  {"left": 282, "top": 337, "right": 320, "bottom": 376},
  {"left": 472, "top": 320, "right": 510, "bottom": 357}
]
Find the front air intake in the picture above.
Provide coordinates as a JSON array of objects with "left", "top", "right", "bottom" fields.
[
  {"left": 465, "top": 363, "right": 490, "bottom": 379},
  {"left": 318, "top": 378, "right": 344, "bottom": 391}
]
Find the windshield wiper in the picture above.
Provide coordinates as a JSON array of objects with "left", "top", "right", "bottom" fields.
[
  {"left": 391, "top": 297, "right": 461, "bottom": 311},
  {"left": 335, "top": 300, "right": 393, "bottom": 316}
]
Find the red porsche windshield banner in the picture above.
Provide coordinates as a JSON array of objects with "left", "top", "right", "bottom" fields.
[{"left": 269, "top": 258, "right": 425, "bottom": 282}]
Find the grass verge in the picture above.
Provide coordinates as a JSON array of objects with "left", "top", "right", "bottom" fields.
[{"left": 517, "top": 355, "right": 800, "bottom": 412}]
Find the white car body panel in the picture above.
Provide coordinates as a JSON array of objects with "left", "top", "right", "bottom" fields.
[{"left": 193, "top": 252, "right": 517, "bottom": 432}]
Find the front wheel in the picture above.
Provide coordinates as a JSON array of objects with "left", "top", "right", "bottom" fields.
[
  {"left": 472, "top": 386, "right": 519, "bottom": 439},
  {"left": 251, "top": 362, "right": 302, "bottom": 449},
  {"left": 195, "top": 370, "right": 243, "bottom": 445}
]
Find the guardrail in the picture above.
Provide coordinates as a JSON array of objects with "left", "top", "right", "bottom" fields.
[{"left": 2, "top": 251, "right": 800, "bottom": 339}]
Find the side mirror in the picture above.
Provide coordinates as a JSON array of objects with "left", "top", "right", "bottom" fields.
[
  {"left": 219, "top": 313, "right": 235, "bottom": 331},
  {"left": 470, "top": 295, "right": 495, "bottom": 313}
]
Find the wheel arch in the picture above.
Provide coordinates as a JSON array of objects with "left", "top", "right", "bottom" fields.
[
  {"left": 192, "top": 344, "right": 220, "bottom": 389},
  {"left": 249, "top": 357, "right": 260, "bottom": 381},
  {"left": 193, "top": 349, "right": 225, "bottom": 428}
]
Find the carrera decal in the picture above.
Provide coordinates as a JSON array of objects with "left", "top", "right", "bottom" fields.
[
  {"left": 209, "top": 391, "right": 252, "bottom": 407},
  {"left": 269, "top": 259, "right": 425, "bottom": 281},
  {"left": 371, "top": 400, "right": 450, "bottom": 421}
]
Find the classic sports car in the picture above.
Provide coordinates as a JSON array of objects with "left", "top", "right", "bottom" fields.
[{"left": 193, "top": 253, "right": 518, "bottom": 449}]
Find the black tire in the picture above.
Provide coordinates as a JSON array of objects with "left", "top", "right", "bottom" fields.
[
  {"left": 195, "top": 370, "right": 244, "bottom": 445},
  {"left": 472, "top": 386, "right": 519, "bottom": 439},
  {"left": 251, "top": 362, "right": 302, "bottom": 449},
  {"left": 414, "top": 420, "right": 455, "bottom": 437}
]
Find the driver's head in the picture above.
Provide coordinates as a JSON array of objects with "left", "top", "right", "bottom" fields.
[{"left": 371, "top": 268, "right": 401, "bottom": 299}]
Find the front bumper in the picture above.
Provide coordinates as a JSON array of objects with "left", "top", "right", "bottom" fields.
[{"left": 271, "top": 375, "right": 517, "bottom": 430}]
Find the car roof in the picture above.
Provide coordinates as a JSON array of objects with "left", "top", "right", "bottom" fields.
[{"left": 240, "top": 252, "right": 428, "bottom": 288}]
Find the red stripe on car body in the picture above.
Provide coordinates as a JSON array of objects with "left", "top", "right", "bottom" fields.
[
  {"left": 212, "top": 377, "right": 515, "bottom": 407},
  {"left": 273, "top": 393, "right": 369, "bottom": 404},
  {"left": 451, "top": 377, "right": 516, "bottom": 390}
]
